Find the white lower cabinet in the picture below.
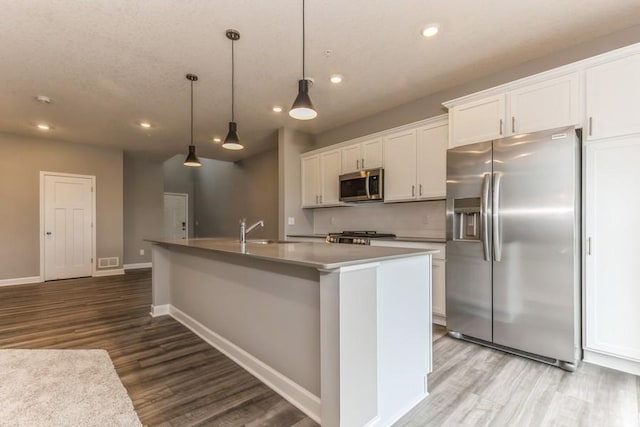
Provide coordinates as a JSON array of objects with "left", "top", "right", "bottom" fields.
[
  {"left": 370, "top": 240, "right": 446, "bottom": 325},
  {"left": 584, "top": 136, "right": 640, "bottom": 375}
]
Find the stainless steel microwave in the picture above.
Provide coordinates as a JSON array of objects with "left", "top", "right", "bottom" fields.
[{"left": 339, "top": 168, "right": 384, "bottom": 202}]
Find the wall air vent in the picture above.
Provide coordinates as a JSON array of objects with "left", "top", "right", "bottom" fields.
[{"left": 98, "top": 257, "right": 119, "bottom": 268}]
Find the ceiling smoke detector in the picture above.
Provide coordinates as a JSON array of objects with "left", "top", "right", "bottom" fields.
[{"left": 35, "top": 95, "right": 52, "bottom": 104}]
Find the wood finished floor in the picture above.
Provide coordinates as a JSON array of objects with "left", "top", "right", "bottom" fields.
[
  {"left": 0, "top": 270, "right": 638, "bottom": 426},
  {"left": 0, "top": 270, "right": 316, "bottom": 426}
]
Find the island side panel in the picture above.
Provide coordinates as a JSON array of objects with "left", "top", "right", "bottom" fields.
[
  {"left": 320, "top": 264, "right": 380, "bottom": 427},
  {"left": 151, "top": 244, "right": 171, "bottom": 315},
  {"left": 377, "top": 254, "right": 431, "bottom": 424},
  {"left": 164, "top": 245, "right": 321, "bottom": 400}
]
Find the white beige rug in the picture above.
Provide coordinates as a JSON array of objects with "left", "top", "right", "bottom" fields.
[{"left": 0, "top": 349, "right": 141, "bottom": 426}]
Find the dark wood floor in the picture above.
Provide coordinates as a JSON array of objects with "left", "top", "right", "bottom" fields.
[
  {"left": 2, "top": 270, "right": 638, "bottom": 427},
  {"left": 0, "top": 269, "right": 316, "bottom": 426}
]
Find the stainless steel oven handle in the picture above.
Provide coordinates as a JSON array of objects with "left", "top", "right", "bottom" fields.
[
  {"left": 365, "top": 171, "right": 371, "bottom": 199},
  {"left": 480, "top": 173, "right": 490, "bottom": 261},
  {"left": 492, "top": 171, "right": 502, "bottom": 262}
]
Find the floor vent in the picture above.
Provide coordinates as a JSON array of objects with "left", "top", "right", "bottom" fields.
[{"left": 98, "top": 257, "right": 119, "bottom": 268}]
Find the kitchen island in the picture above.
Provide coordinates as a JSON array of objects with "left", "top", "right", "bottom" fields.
[{"left": 149, "top": 238, "right": 435, "bottom": 427}]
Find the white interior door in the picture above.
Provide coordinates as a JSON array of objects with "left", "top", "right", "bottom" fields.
[
  {"left": 164, "top": 193, "right": 188, "bottom": 239},
  {"left": 44, "top": 174, "right": 93, "bottom": 280}
]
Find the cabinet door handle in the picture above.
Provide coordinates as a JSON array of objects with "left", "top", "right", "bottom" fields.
[
  {"left": 419, "top": 184, "right": 423, "bottom": 196},
  {"left": 319, "top": 195, "right": 322, "bottom": 204},
  {"left": 315, "top": 195, "right": 319, "bottom": 204},
  {"left": 589, "top": 117, "right": 593, "bottom": 137},
  {"left": 412, "top": 185, "right": 415, "bottom": 197},
  {"left": 512, "top": 116, "right": 516, "bottom": 134},
  {"left": 362, "top": 158, "right": 365, "bottom": 169},
  {"left": 356, "top": 159, "right": 360, "bottom": 170},
  {"left": 587, "top": 237, "right": 592, "bottom": 255},
  {"left": 499, "top": 119, "right": 503, "bottom": 136}
]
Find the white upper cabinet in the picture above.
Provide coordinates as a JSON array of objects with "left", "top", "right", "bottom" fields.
[
  {"left": 586, "top": 52, "right": 640, "bottom": 140},
  {"left": 383, "top": 129, "right": 418, "bottom": 202},
  {"left": 301, "top": 150, "right": 341, "bottom": 207},
  {"left": 361, "top": 138, "right": 383, "bottom": 170},
  {"left": 450, "top": 95, "right": 505, "bottom": 148},
  {"left": 447, "top": 72, "right": 581, "bottom": 148},
  {"left": 320, "top": 150, "right": 341, "bottom": 205},
  {"left": 301, "top": 155, "right": 320, "bottom": 207},
  {"left": 417, "top": 122, "right": 448, "bottom": 199},
  {"left": 509, "top": 73, "right": 581, "bottom": 135},
  {"left": 341, "top": 137, "right": 382, "bottom": 173}
]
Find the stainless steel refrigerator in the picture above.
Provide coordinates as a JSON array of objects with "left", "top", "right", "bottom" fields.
[{"left": 446, "top": 126, "right": 581, "bottom": 371}]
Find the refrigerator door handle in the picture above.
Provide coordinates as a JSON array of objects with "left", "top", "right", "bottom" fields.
[
  {"left": 493, "top": 171, "right": 503, "bottom": 261},
  {"left": 480, "top": 173, "right": 491, "bottom": 261}
]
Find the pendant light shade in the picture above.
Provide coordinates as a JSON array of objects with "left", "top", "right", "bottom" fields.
[
  {"left": 222, "top": 121, "right": 243, "bottom": 150},
  {"left": 290, "top": 79, "right": 317, "bottom": 120},
  {"left": 183, "top": 73, "right": 201, "bottom": 167},
  {"left": 184, "top": 144, "right": 200, "bottom": 166},
  {"left": 289, "top": 0, "right": 317, "bottom": 120},
  {"left": 223, "top": 29, "right": 244, "bottom": 150}
]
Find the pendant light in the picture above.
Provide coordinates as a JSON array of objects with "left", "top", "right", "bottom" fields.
[
  {"left": 222, "top": 29, "right": 244, "bottom": 150},
  {"left": 183, "top": 73, "right": 201, "bottom": 167},
  {"left": 289, "top": 0, "right": 317, "bottom": 120}
]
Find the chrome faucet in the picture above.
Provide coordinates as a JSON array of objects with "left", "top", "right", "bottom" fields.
[{"left": 239, "top": 219, "right": 264, "bottom": 243}]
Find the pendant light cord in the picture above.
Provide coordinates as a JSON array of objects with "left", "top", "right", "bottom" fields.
[
  {"left": 302, "top": 0, "right": 305, "bottom": 79},
  {"left": 231, "top": 39, "right": 235, "bottom": 122},
  {"left": 190, "top": 79, "right": 194, "bottom": 145}
]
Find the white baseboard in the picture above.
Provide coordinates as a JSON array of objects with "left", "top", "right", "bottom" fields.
[
  {"left": 123, "top": 262, "right": 152, "bottom": 270},
  {"left": 0, "top": 276, "right": 43, "bottom": 287},
  {"left": 150, "top": 304, "right": 170, "bottom": 317},
  {"left": 92, "top": 268, "right": 125, "bottom": 277},
  {"left": 169, "top": 305, "right": 321, "bottom": 423},
  {"left": 584, "top": 349, "right": 640, "bottom": 376}
]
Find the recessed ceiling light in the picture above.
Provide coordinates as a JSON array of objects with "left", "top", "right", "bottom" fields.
[
  {"left": 422, "top": 24, "right": 439, "bottom": 38},
  {"left": 37, "top": 123, "right": 50, "bottom": 131},
  {"left": 330, "top": 75, "right": 343, "bottom": 84},
  {"left": 140, "top": 122, "right": 151, "bottom": 128},
  {"left": 213, "top": 137, "right": 222, "bottom": 143},
  {"left": 272, "top": 106, "right": 283, "bottom": 113}
]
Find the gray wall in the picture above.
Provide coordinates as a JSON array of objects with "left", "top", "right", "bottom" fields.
[
  {"left": 235, "top": 149, "right": 279, "bottom": 239},
  {"left": 123, "top": 154, "right": 163, "bottom": 265},
  {"left": 164, "top": 149, "right": 279, "bottom": 240},
  {"left": 0, "top": 132, "right": 123, "bottom": 279},
  {"left": 315, "top": 24, "right": 640, "bottom": 148},
  {"left": 278, "top": 128, "right": 314, "bottom": 239},
  {"left": 192, "top": 158, "right": 242, "bottom": 238}
]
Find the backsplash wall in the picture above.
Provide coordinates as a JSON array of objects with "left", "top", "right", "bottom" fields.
[{"left": 313, "top": 200, "right": 445, "bottom": 238}]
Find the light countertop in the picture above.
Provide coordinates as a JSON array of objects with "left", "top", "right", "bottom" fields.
[{"left": 147, "top": 237, "right": 437, "bottom": 270}]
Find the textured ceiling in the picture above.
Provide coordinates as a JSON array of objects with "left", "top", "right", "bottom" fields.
[{"left": 2, "top": 0, "right": 640, "bottom": 162}]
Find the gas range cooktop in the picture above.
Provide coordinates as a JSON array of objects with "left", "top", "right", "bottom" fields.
[{"left": 326, "top": 231, "right": 396, "bottom": 245}]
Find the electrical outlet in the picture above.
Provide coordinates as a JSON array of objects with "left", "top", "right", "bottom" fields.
[
  {"left": 139, "top": 249, "right": 145, "bottom": 256},
  {"left": 288, "top": 217, "right": 295, "bottom": 225}
]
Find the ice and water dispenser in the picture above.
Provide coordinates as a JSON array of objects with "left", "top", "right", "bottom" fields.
[{"left": 452, "top": 197, "right": 482, "bottom": 241}]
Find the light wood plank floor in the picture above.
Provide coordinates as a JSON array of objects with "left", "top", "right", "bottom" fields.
[
  {"left": 1, "top": 270, "right": 638, "bottom": 426},
  {"left": 398, "top": 330, "right": 640, "bottom": 427}
]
